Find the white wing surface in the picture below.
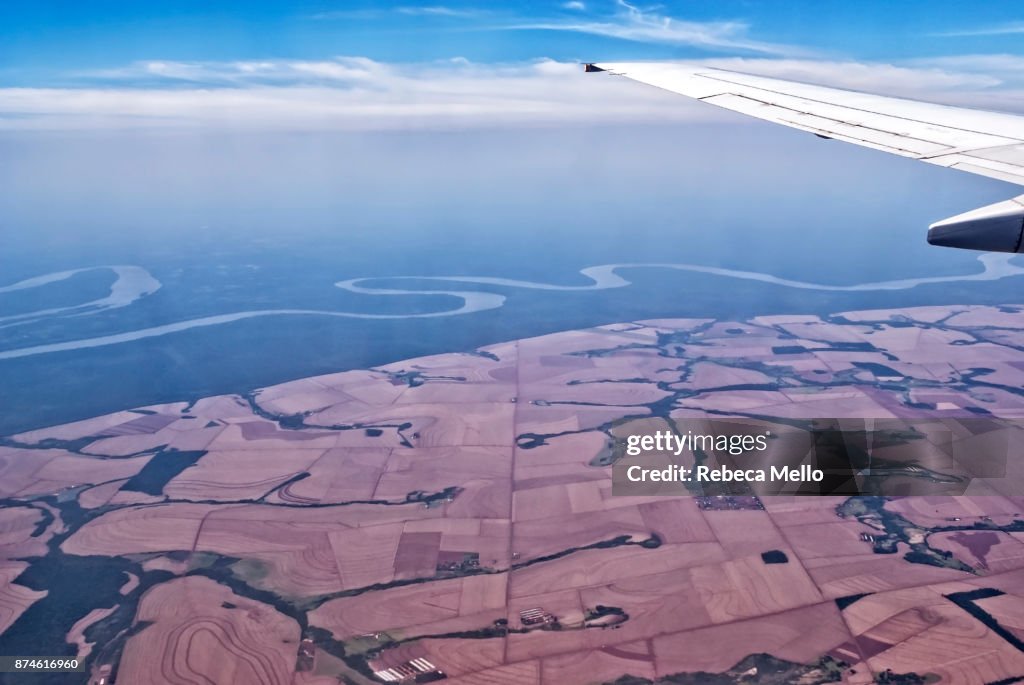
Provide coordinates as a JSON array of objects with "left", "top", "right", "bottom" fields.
[{"left": 586, "top": 62, "right": 1024, "bottom": 252}]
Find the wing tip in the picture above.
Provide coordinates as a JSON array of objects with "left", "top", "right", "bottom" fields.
[{"left": 583, "top": 63, "right": 605, "bottom": 73}]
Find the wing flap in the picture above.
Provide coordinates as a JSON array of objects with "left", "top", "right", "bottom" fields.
[
  {"left": 701, "top": 92, "right": 949, "bottom": 155},
  {"left": 774, "top": 110, "right": 952, "bottom": 156},
  {"left": 929, "top": 156, "right": 1024, "bottom": 186}
]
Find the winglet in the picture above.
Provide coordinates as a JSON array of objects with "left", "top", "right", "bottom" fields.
[{"left": 583, "top": 63, "right": 605, "bottom": 73}]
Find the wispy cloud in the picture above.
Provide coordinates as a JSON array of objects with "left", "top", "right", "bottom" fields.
[
  {"left": 310, "top": 1, "right": 798, "bottom": 56},
  {"left": 910, "top": 53, "right": 1024, "bottom": 74},
  {"left": 395, "top": 6, "right": 480, "bottom": 17},
  {"left": 510, "top": 0, "right": 807, "bottom": 57},
  {"left": 4, "top": 55, "right": 1024, "bottom": 131},
  {"left": 311, "top": 5, "right": 482, "bottom": 20},
  {"left": 933, "top": 22, "right": 1024, "bottom": 38}
]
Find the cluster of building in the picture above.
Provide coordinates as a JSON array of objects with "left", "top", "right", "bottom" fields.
[
  {"left": 519, "top": 607, "right": 557, "bottom": 628},
  {"left": 296, "top": 638, "right": 316, "bottom": 672},
  {"left": 372, "top": 657, "right": 445, "bottom": 682},
  {"left": 435, "top": 551, "right": 480, "bottom": 573},
  {"left": 695, "top": 495, "right": 765, "bottom": 511}
]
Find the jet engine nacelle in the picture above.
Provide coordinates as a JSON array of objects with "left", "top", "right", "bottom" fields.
[{"left": 928, "top": 195, "right": 1024, "bottom": 253}]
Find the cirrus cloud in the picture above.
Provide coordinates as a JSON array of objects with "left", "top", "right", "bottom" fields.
[{"left": 509, "top": 0, "right": 810, "bottom": 57}]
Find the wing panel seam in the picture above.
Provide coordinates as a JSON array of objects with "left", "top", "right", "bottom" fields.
[
  {"left": 705, "top": 92, "right": 956, "bottom": 154},
  {"left": 693, "top": 72, "right": 1024, "bottom": 142}
]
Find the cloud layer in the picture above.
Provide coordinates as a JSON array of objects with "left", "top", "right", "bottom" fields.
[{"left": 2, "top": 55, "right": 1024, "bottom": 131}]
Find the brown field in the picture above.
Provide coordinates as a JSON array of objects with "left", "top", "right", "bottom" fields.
[
  {"left": 120, "top": 572, "right": 139, "bottom": 595},
  {"left": 210, "top": 500, "right": 445, "bottom": 530},
  {"left": 761, "top": 496, "right": 848, "bottom": 526},
  {"left": 0, "top": 447, "right": 150, "bottom": 498},
  {"left": 576, "top": 569, "right": 712, "bottom": 636},
  {"left": 689, "top": 552, "right": 823, "bottom": 623},
  {"left": 510, "top": 483, "right": 575, "bottom": 522},
  {"left": 803, "top": 551, "right": 972, "bottom": 598},
  {"left": 975, "top": 592, "right": 1024, "bottom": 635},
  {"left": 511, "top": 507, "right": 649, "bottom": 560},
  {"left": 0, "top": 506, "right": 51, "bottom": 560},
  {"left": 541, "top": 644, "right": 657, "bottom": 685},
  {"left": 13, "top": 410, "right": 148, "bottom": 444},
  {"left": 197, "top": 517, "right": 344, "bottom": 596},
  {"left": 848, "top": 587, "right": 1024, "bottom": 684},
  {"left": 516, "top": 403, "right": 652, "bottom": 436},
  {"left": 701, "top": 509, "right": 789, "bottom": 557},
  {"left": 275, "top": 447, "right": 391, "bottom": 503},
  {"left": 887, "top": 495, "right": 1024, "bottom": 528},
  {"left": 257, "top": 369, "right": 404, "bottom": 412},
  {"left": 30, "top": 453, "right": 152, "bottom": 485},
  {"left": 163, "top": 448, "right": 324, "bottom": 501},
  {"left": 842, "top": 586, "right": 945, "bottom": 646},
  {"left": 328, "top": 522, "right": 403, "bottom": 590},
  {"left": 404, "top": 518, "right": 509, "bottom": 567},
  {"left": 106, "top": 489, "right": 164, "bottom": 507},
  {"left": 444, "top": 660, "right": 540, "bottom": 685},
  {"left": 562, "top": 481, "right": 633, "bottom": 514},
  {"left": 67, "top": 606, "right": 117, "bottom": 659},
  {"left": 506, "top": 587, "right": 585, "bottom": 630},
  {"left": 392, "top": 531, "right": 440, "bottom": 577},
  {"left": 413, "top": 636, "right": 507, "bottom": 678},
  {"left": 207, "top": 420, "right": 346, "bottom": 451},
  {"left": 651, "top": 602, "right": 853, "bottom": 675},
  {"left": 310, "top": 573, "right": 507, "bottom": 639},
  {"left": 373, "top": 445, "right": 512, "bottom": 518},
  {"left": 508, "top": 543, "right": 727, "bottom": 600},
  {"left": 77, "top": 478, "right": 129, "bottom": 509},
  {"left": 84, "top": 419, "right": 224, "bottom": 457},
  {"left": 217, "top": 516, "right": 511, "bottom": 594},
  {"left": 945, "top": 306, "right": 1024, "bottom": 328},
  {"left": 518, "top": 376, "right": 671, "bottom": 406},
  {"left": 201, "top": 505, "right": 485, "bottom": 596},
  {"left": 0, "top": 561, "right": 45, "bottom": 635},
  {"left": 118, "top": 576, "right": 299, "bottom": 685},
  {"left": 253, "top": 376, "right": 376, "bottom": 416},
  {"left": 684, "top": 361, "right": 775, "bottom": 390},
  {"left": 62, "top": 503, "right": 216, "bottom": 556},
  {"left": 307, "top": 401, "right": 515, "bottom": 448},
  {"left": 512, "top": 432, "right": 607, "bottom": 484},
  {"left": 780, "top": 520, "right": 880, "bottom": 561},
  {"left": 959, "top": 567, "right": 1024, "bottom": 596},
  {"left": 391, "top": 377, "right": 516, "bottom": 404},
  {"left": 506, "top": 565, "right": 717, "bottom": 663}
]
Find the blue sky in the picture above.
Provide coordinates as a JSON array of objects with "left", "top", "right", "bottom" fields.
[{"left": 5, "top": 1, "right": 1024, "bottom": 75}]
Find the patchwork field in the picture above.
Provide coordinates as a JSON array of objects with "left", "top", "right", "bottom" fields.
[{"left": 3, "top": 305, "right": 1024, "bottom": 683}]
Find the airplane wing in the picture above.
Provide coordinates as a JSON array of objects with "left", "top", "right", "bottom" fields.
[{"left": 585, "top": 62, "right": 1024, "bottom": 253}]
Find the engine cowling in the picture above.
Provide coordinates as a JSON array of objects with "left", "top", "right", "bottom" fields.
[{"left": 928, "top": 195, "right": 1024, "bottom": 253}]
